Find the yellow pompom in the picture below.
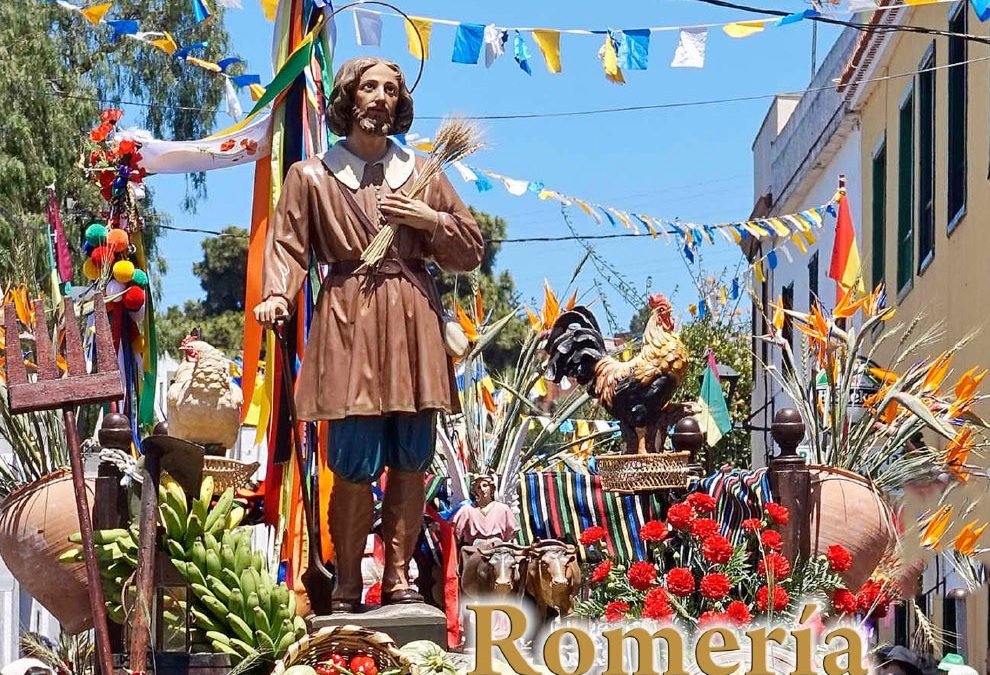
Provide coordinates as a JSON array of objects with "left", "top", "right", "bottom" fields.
[
  {"left": 82, "top": 259, "right": 100, "bottom": 281},
  {"left": 112, "top": 260, "right": 135, "bottom": 283}
]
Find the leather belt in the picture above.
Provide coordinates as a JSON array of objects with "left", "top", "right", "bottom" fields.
[{"left": 331, "top": 258, "right": 425, "bottom": 276}]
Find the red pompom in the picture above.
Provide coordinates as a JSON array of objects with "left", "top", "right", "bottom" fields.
[
  {"left": 90, "top": 245, "right": 113, "bottom": 267},
  {"left": 122, "top": 285, "right": 146, "bottom": 311}
]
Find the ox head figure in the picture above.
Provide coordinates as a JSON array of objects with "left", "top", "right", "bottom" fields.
[
  {"left": 526, "top": 540, "right": 580, "bottom": 614},
  {"left": 478, "top": 542, "right": 529, "bottom": 595}
]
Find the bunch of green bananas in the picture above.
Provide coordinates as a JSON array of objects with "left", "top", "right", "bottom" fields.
[
  {"left": 59, "top": 527, "right": 137, "bottom": 624},
  {"left": 63, "top": 474, "right": 307, "bottom": 664}
]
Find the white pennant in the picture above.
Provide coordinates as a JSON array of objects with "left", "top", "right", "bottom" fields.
[
  {"left": 483, "top": 24, "right": 506, "bottom": 67},
  {"left": 780, "top": 244, "right": 794, "bottom": 264},
  {"left": 215, "top": 0, "right": 243, "bottom": 7},
  {"left": 353, "top": 9, "right": 382, "bottom": 46},
  {"left": 223, "top": 77, "right": 242, "bottom": 122},
  {"left": 452, "top": 161, "right": 479, "bottom": 183},
  {"left": 671, "top": 28, "right": 707, "bottom": 68}
]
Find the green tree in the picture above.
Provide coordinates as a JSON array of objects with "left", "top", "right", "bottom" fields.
[
  {"left": 0, "top": 1, "right": 233, "bottom": 291},
  {"left": 435, "top": 207, "right": 527, "bottom": 373},
  {"left": 158, "top": 226, "right": 247, "bottom": 356},
  {"left": 630, "top": 305, "right": 754, "bottom": 469}
]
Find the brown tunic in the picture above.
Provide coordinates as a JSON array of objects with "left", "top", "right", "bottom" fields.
[{"left": 261, "top": 142, "right": 484, "bottom": 421}]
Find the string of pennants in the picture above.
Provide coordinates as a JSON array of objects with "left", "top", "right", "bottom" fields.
[
  {"left": 401, "top": 132, "right": 834, "bottom": 305},
  {"left": 336, "top": 0, "right": 983, "bottom": 80},
  {"left": 47, "top": 0, "right": 263, "bottom": 120}
]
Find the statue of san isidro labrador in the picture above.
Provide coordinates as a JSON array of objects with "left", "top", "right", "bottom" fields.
[{"left": 254, "top": 57, "right": 483, "bottom": 612}]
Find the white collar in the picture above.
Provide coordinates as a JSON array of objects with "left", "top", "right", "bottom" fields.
[{"left": 320, "top": 139, "right": 415, "bottom": 191}]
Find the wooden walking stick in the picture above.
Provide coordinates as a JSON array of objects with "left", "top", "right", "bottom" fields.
[{"left": 3, "top": 295, "right": 123, "bottom": 675}]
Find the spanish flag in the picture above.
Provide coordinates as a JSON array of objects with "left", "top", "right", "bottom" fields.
[{"left": 828, "top": 193, "right": 866, "bottom": 303}]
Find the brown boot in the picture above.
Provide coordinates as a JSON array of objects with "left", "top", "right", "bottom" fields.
[
  {"left": 329, "top": 476, "right": 373, "bottom": 612},
  {"left": 380, "top": 469, "right": 426, "bottom": 604}
]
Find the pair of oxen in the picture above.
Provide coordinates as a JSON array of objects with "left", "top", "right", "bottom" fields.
[{"left": 459, "top": 540, "right": 582, "bottom": 618}]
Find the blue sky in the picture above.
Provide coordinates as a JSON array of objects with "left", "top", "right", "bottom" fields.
[{"left": 149, "top": 0, "right": 841, "bottom": 330}]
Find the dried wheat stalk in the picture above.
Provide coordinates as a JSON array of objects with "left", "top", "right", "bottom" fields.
[{"left": 360, "top": 118, "right": 485, "bottom": 269}]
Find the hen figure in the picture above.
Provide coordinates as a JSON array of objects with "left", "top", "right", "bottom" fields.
[
  {"left": 167, "top": 336, "right": 244, "bottom": 452},
  {"left": 544, "top": 294, "right": 690, "bottom": 454}
]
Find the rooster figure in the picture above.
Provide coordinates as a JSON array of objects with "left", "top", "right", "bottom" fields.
[
  {"left": 545, "top": 294, "right": 690, "bottom": 455},
  {"left": 167, "top": 336, "right": 243, "bottom": 452}
]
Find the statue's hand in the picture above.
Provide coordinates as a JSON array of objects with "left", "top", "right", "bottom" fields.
[
  {"left": 254, "top": 297, "right": 289, "bottom": 327},
  {"left": 380, "top": 194, "right": 440, "bottom": 233}
]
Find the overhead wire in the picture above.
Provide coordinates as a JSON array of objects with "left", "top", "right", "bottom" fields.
[{"left": 30, "top": 50, "right": 990, "bottom": 122}]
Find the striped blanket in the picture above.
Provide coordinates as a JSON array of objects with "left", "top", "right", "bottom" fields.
[
  {"left": 518, "top": 468, "right": 776, "bottom": 562},
  {"left": 690, "top": 467, "right": 774, "bottom": 544},
  {"left": 518, "top": 472, "right": 664, "bottom": 563}
]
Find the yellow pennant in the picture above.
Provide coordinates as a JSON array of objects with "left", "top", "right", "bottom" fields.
[
  {"left": 249, "top": 83, "right": 266, "bottom": 101},
  {"left": 790, "top": 233, "right": 808, "bottom": 254},
  {"left": 81, "top": 2, "right": 113, "bottom": 25},
  {"left": 726, "top": 226, "right": 742, "bottom": 244},
  {"left": 260, "top": 0, "right": 277, "bottom": 20},
  {"left": 723, "top": 21, "right": 768, "bottom": 38},
  {"left": 405, "top": 17, "right": 432, "bottom": 60},
  {"left": 538, "top": 189, "right": 558, "bottom": 200},
  {"left": 754, "top": 260, "right": 766, "bottom": 283},
  {"left": 186, "top": 57, "right": 222, "bottom": 72},
  {"left": 768, "top": 218, "right": 791, "bottom": 237},
  {"left": 603, "top": 35, "right": 624, "bottom": 84},
  {"left": 532, "top": 30, "right": 562, "bottom": 73},
  {"left": 149, "top": 32, "right": 179, "bottom": 55},
  {"left": 637, "top": 215, "right": 658, "bottom": 239},
  {"left": 613, "top": 209, "right": 634, "bottom": 230},
  {"left": 800, "top": 229, "right": 817, "bottom": 246}
]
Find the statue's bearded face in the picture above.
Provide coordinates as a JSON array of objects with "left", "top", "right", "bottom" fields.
[{"left": 352, "top": 63, "right": 400, "bottom": 136}]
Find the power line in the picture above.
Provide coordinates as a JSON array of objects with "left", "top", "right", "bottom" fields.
[{"left": 27, "top": 51, "right": 990, "bottom": 123}]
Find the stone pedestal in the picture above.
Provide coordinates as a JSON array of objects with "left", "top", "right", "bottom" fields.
[{"left": 310, "top": 604, "right": 447, "bottom": 647}]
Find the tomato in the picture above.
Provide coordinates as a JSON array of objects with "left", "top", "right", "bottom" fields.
[
  {"left": 329, "top": 655, "right": 348, "bottom": 669},
  {"left": 315, "top": 667, "right": 334, "bottom": 675},
  {"left": 350, "top": 656, "right": 378, "bottom": 675}
]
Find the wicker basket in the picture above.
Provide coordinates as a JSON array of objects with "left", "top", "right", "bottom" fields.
[
  {"left": 597, "top": 451, "right": 691, "bottom": 492},
  {"left": 273, "top": 625, "right": 412, "bottom": 674},
  {"left": 202, "top": 456, "right": 259, "bottom": 494}
]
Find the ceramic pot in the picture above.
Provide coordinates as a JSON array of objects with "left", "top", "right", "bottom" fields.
[
  {"left": 807, "top": 465, "right": 897, "bottom": 590},
  {"left": 0, "top": 470, "right": 95, "bottom": 633}
]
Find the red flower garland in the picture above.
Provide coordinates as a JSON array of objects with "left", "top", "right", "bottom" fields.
[
  {"left": 627, "top": 561, "right": 657, "bottom": 591},
  {"left": 700, "top": 573, "right": 731, "bottom": 600},
  {"left": 665, "top": 567, "right": 696, "bottom": 596},
  {"left": 701, "top": 535, "right": 734, "bottom": 565}
]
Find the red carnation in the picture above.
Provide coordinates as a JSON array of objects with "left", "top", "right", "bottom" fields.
[
  {"left": 726, "top": 601, "right": 752, "bottom": 626},
  {"left": 643, "top": 587, "right": 674, "bottom": 622},
  {"left": 627, "top": 561, "right": 657, "bottom": 591},
  {"left": 700, "top": 573, "right": 731, "bottom": 600},
  {"left": 580, "top": 526, "right": 607, "bottom": 546},
  {"left": 90, "top": 122, "right": 114, "bottom": 142},
  {"left": 832, "top": 589, "right": 858, "bottom": 615},
  {"left": 686, "top": 492, "right": 717, "bottom": 513},
  {"left": 640, "top": 520, "right": 669, "bottom": 542},
  {"left": 101, "top": 108, "right": 124, "bottom": 124},
  {"left": 757, "top": 553, "right": 791, "bottom": 580},
  {"left": 665, "top": 567, "right": 695, "bottom": 597},
  {"left": 826, "top": 544, "right": 853, "bottom": 572},
  {"left": 698, "top": 611, "right": 729, "bottom": 627},
  {"left": 701, "top": 535, "right": 734, "bottom": 565},
  {"left": 755, "top": 584, "right": 790, "bottom": 612},
  {"left": 760, "top": 529, "right": 783, "bottom": 552},
  {"left": 765, "top": 502, "right": 790, "bottom": 526},
  {"left": 591, "top": 560, "right": 612, "bottom": 584},
  {"left": 691, "top": 518, "right": 720, "bottom": 539},
  {"left": 741, "top": 518, "right": 764, "bottom": 532},
  {"left": 667, "top": 503, "right": 696, "bottom": 530},
  {"left": 604, "top": 601, "right": 630, "bottom": 623},
  {"left": 857, "top": 580, "right": 891, "bottom": 618}
]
